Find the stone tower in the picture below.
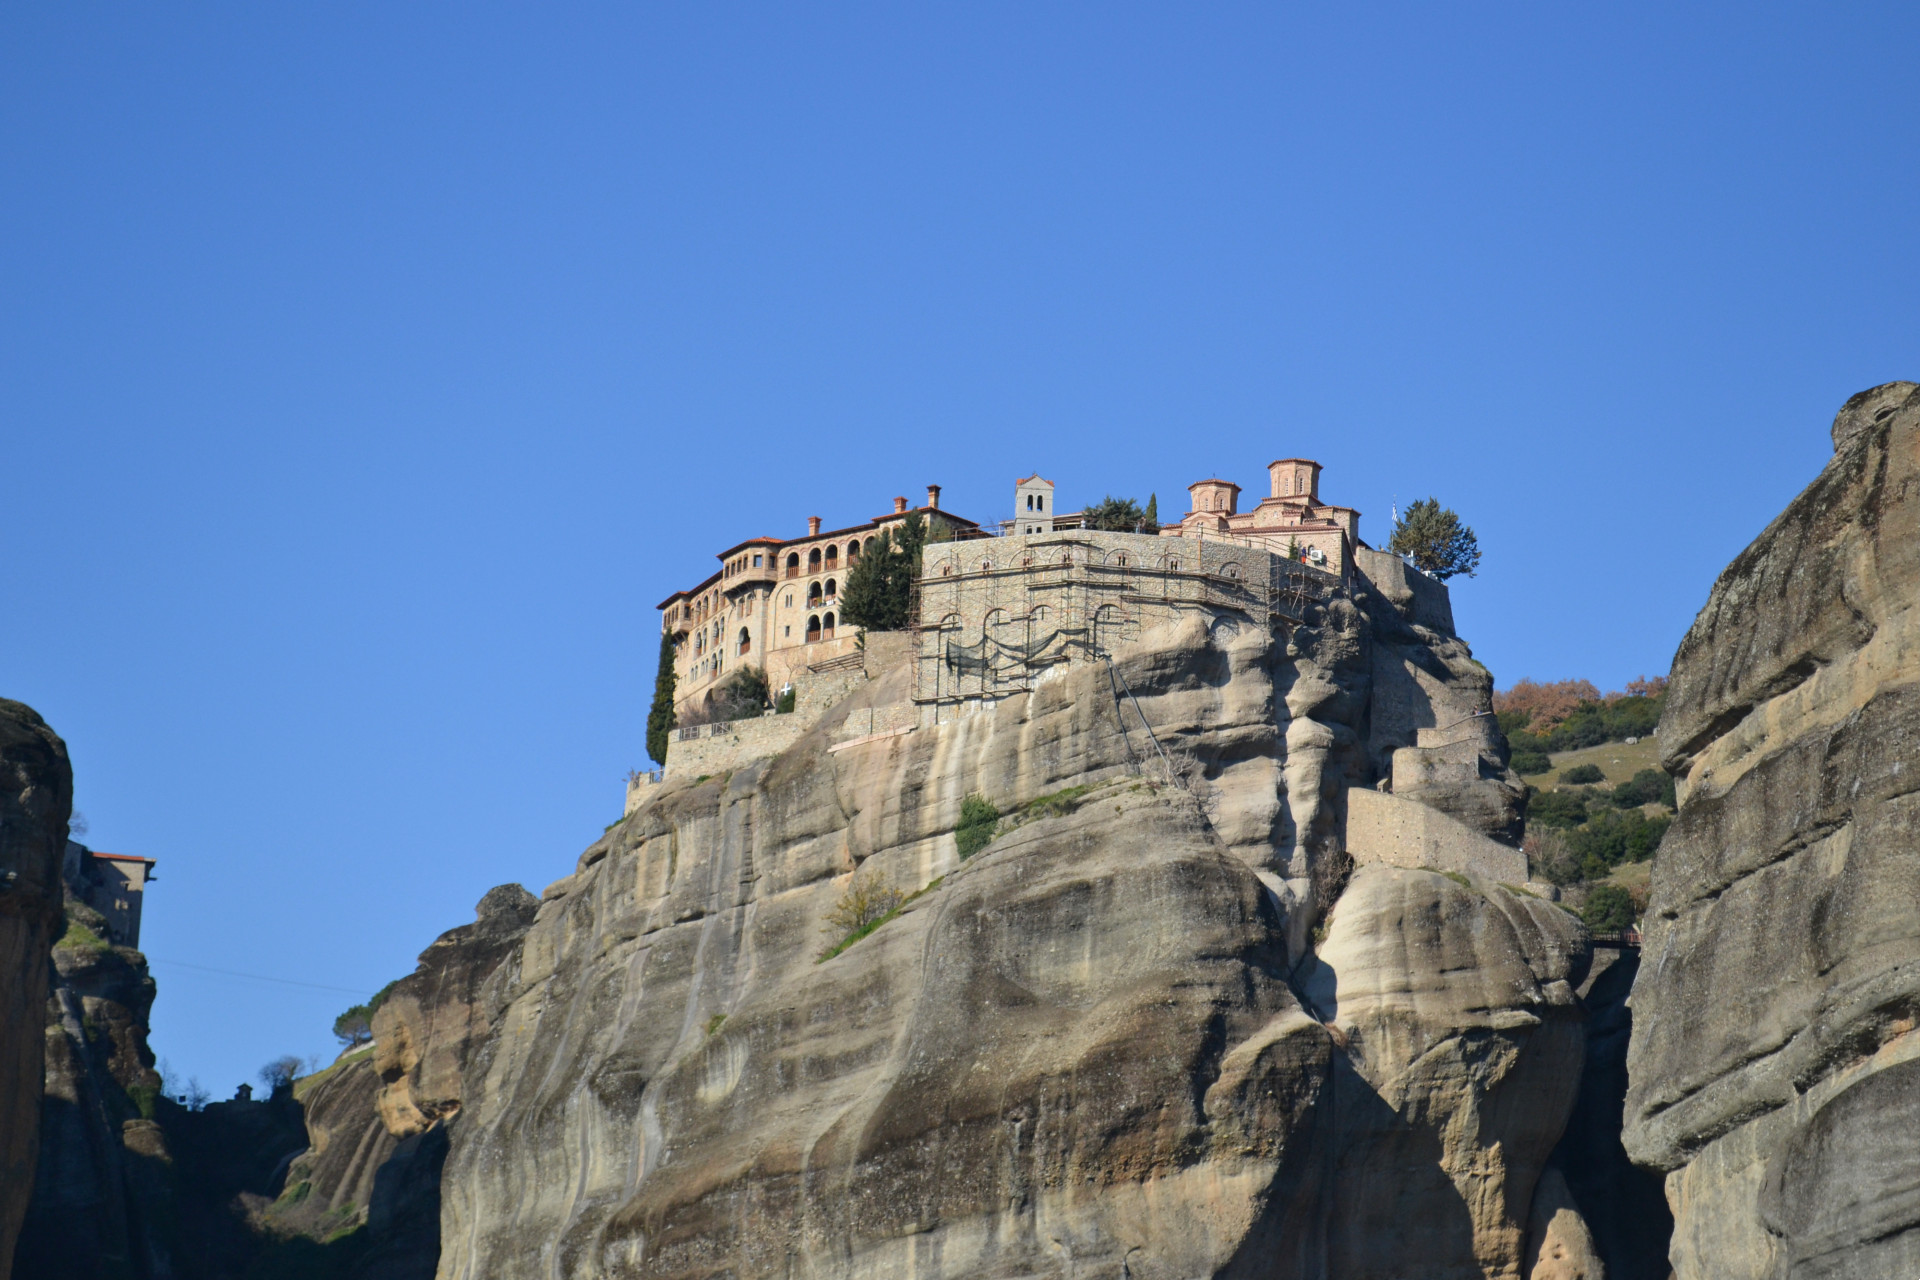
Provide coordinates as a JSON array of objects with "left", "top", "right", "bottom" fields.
[{"left": 1014, "top": 474, "right": 1055, "bottom": 535}]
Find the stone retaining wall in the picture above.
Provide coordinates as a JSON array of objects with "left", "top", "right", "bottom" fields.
[{"left": 1344, "top": 786, "right": 1529, "bottom": 883}]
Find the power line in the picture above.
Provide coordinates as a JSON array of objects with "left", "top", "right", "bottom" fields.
[{"left": 145, "top": 958, "right": 374, "bottom": 998}]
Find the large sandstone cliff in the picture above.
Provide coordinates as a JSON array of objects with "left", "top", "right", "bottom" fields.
[
  {"left": 412, "top": 583, "right": 1587, "bottom": 1278},
  {"left": 1624, "top": 382, "right": 1920, "bottom": 1279},
  {"left": 0, "top": 700, "right": 73, "bottom": 1280}
]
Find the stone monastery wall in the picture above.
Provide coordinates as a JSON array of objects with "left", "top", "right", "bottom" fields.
[{"left": 914, "top": 528, "right": 1340, "bottom": 715}]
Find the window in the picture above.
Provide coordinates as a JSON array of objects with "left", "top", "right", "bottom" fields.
[
  {"left": 753, "top": 554, "right": 762, "bottom": 567},
  {"left": 1222, "top": 562, "right": 1242, "bottom": 580},
  {"left": 979, "top": 559, "right": 992, "bottom": 573},
  {"left": 737, "top": 628, "right": 751, "bottom": 655},
  {"left": 786, "top": 553, "right": 800, "bottom": 577},
  {"left": 822, "top": 611, "right": 836, "bottom": 639},
  {"left": 785, "top": 593, "right": 794, "bottom": 607},
  {"left": 808, "top": 582, "right": 822, "bottom": 604},
  {"left": 824, "top": 545, "right": 838, "bottom": 569},
  {"left": 1038, "top": 494, "right": 1045, "bottom": 510},
  {"left": 1026, "top": 494, "right": 1033, "bottom": 510},
  {"left": 847, "top": 540, "right": 861, "bottom": 563},
  {"left": 784, "top": 625, "right": 790, "bottom": 637},
  {"left": 824, "top": 578, "right": 837, "bottom": 598},
  {"left": 806, "top": 615, "right": 821, "bottom": 642},
  {"left": 808, "top": 548, "right": 822, "bottom": 573}
]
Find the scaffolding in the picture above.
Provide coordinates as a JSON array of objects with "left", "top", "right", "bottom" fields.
[{"left": 912, "top": 533, "right": 1340, "bottom": 709}]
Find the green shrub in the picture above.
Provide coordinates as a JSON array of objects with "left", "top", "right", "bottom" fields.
[
  {"left": 1527, "top": 789, "right": 1591, "bottom": 830},
  {"left": 1566, "top": 808, "right": 1671, "bottom": 879},
  {"left": 1611, "top": 767, "right": 1676, "bottom": 809},
  {"left": 55, "top": 918, "right": 110, "bottom": 953},
  {"left": 1510, "top": 750, "right": 1552, "bottom": 776},
  {"left": 1560, "top": 764, "right": 1606, "bottom": 785},
  {"left": 774, "top": 685, "right": 796, "bottom": 714},
  {"left": 955, "top": 794, "right": 999, "bottom": 860},
  {"left": 1581, "top": 884, "right": 1637, "bottom": 932}
]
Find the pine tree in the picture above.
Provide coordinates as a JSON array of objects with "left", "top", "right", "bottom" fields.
[
  {"left": 1388, "top": 497, "right": 1482, "bottom": 580},
  {"left": 646, "top": 630, "right": 677, "bottom": 765}
]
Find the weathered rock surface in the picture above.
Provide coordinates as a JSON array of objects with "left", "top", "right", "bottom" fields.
[
  {"left": 13, "top": 930, "right": 173, "bottom": 1280},
  {"left": 1624, "top": 381, "right": 1920, "bottom": 1279},
  {"left": 1299, "top": 864, "right": 1590, "bottom": 1280},
  {"left": 373, "top": 883, "right": 539, "bottom": 1139},
  {"left": 0, "top": 699, "right": 73, "bottom": 1280},
  {"left": 429, "top": 602, "right": 1580, "bottom": 1278}
]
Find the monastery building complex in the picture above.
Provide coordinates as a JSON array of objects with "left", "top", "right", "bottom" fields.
[{"left": 659, "top": 456, "right": 1376, "bottom": 722}]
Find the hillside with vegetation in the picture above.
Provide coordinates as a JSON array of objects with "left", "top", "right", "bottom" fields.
[{"left": 1494, "top": 675, "right": 1673, "bottom": 930}]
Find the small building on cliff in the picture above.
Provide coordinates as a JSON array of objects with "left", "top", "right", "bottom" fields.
[{"left": 61, "top": 841, "right": 156, "bottom": 948}]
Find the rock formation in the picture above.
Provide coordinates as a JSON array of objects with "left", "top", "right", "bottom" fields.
[
  {"left": 1625, "top": 381, "right": 1920, "bottom": 1278},
  {"left": 0, "top": 700, "right": 73, "bottom": 1280},
  {"left": 13, "top": 915, "right": 173, "bottom": 1280},
  {"left": 233, "top": 882, "right": 541, "bottom": 1280},
  {"left": 422, "top": 580, "right": 1585, "bottom": 1278}
]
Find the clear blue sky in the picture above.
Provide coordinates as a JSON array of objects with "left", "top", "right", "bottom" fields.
[{"left": 6, "top": 5, "right": 1917, "bottom": 1093}]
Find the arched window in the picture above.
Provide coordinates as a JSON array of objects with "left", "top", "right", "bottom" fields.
[
  {"left": 847, "top": 540, "right": 861, "bottom": 563},
  {"left": 1038, "top": 494, "right": 1045, "bottom": 511},
  {"left": 824, "top": 578, "right": 837, "bottom": 598},
  {"left": 808, "top": 548, "right": 822, "bottom": 573},
  {"left": 939, "top": 560, "right": 954, "bottom": 577},
  {"left": 1026, "top": 494, "right": 1034, "bottom": 510},
  {"left": 737, "top": 627, "right": 751, "bottom": 655},
  {"left": 821, "top": 612, "right": 836, "bottom": 640},
  {"left": 786, "top": 553, "right": 800, "bottom": 578},
  {"left": 807, "top": 582, "right": 823, "bottom": 604},
  {"left": 979, "top": 559, "right": 993, "bottom": 573},
  {"left": 1222, "top": 562, "right": 1242, "bottom": 580},
  {"left": 824, "top": 545, "right": 838, "bottom": 570},
  {"left": 1111, "top": 552, "right": 1129, "bottom": 567},
  {"left": 806, "top": 615, "right": 821, "bottom": 642}
]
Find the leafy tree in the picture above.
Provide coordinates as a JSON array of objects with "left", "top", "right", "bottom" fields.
[
  {"left": 821, "top": 873, "right": 907, "bottom": 941},
  {"left": 1559, "top": 763, "right": 1606, "bottom": 785},
  {"left": 332, "top": 1006, "right": 373, "bottom": 1049},
  {"left": 332, "top": 980, "right": 399, "bottom": 1049},
  {"left": 1581, "top": 884, "right": 1638, "bottom": 932},
  {"left": 709, "top": 666, "right": 770, "bottom": 722},
  {"left": 260, "top": 1056, "right": 304, "bottom": 1093},
  {"left": 646, "top": 631, "right": 677, "bottom": 766},
  {"left": 1388, "top": 498, "right": 1481, "bottom": 580},
  {"left": 1083, "top": 495, "right": 1153, "bottom": 533}
]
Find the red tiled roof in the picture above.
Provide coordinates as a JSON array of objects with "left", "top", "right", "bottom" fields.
[{"left": 91, "top": 851, "right": 156, "bottom": 865}]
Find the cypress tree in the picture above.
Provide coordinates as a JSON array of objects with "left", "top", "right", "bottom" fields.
[
  {"left": 646, "top": 630, "right": 677, "bottom": 765},
  {"left": 1144, "top": 493, "right": 1158, "bottom": 531},
  {"left": 885, "top": 512, "right": 928, "bottom": 626},
  {"left": 839, "top": 527, "right": 894, "bottom": 630}
]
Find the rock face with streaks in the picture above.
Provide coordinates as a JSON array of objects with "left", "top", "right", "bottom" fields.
[
  {"left": 1624, "top": 381, "right": 1920, "bottom": 1279},
  {"left": 425, "top": 583, "right": 1586, "bottom": 1279},
  {"left": 0, "top": 700, "right": 73, "bottom": 1279},
  {"left": 12, "top": 926, "right": 173, "bottom": 1280}
]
